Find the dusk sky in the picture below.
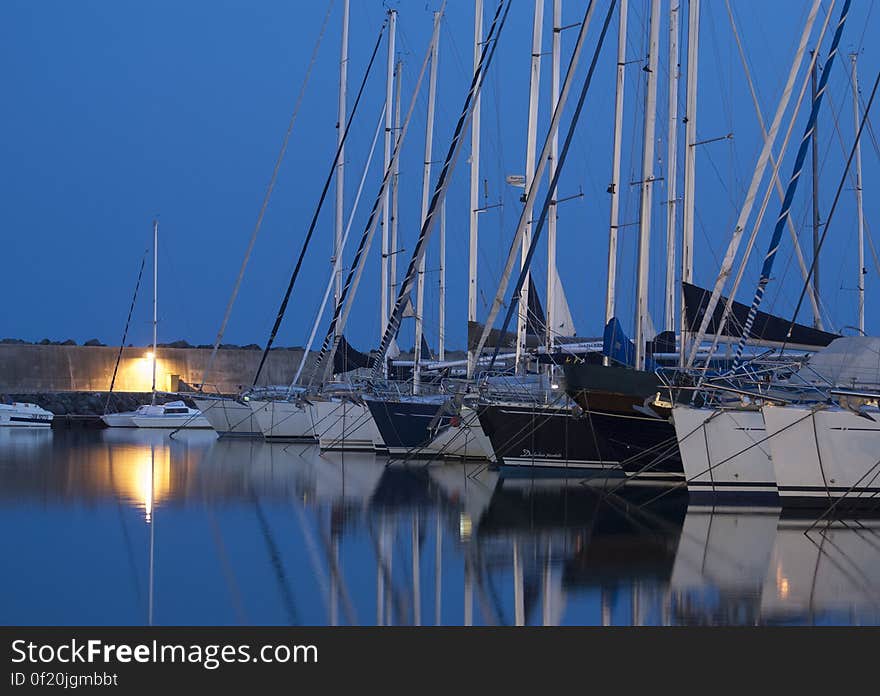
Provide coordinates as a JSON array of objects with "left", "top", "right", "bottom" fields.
[{"left": 2, "top": 0, "right": 878, "bottom": 353}]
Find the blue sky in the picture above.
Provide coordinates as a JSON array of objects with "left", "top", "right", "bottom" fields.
[{"left": 2, "top": 0, "right": 877, "bottom": 351}]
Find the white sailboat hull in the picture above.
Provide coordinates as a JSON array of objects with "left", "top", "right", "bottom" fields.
[
  {"left": 250, "top": 399, "right": 317, "bottom": 442},
  {"left": 311, "top": 399, "right": 383, "bottom": 452},
  {"left": 192, "top": 397, "right": 260, "bottom": 436},
  {"left": 672, "top": 406, "right": 777, "bottom": 503},
  {"left": 101, "top": 412, "right": 138, "bottom": 428},
  {"left": 763, "top": 404, "right": 880, "bottom": 507},
  {"left": 251, "top": 398, "right": 382, "bottom": 452}
]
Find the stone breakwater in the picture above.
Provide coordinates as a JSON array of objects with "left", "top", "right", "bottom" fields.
[{"left": 0, "top": 344, "right": 318, "bottom": 394}]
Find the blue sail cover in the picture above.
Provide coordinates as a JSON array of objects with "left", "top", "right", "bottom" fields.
[
  {"left": 602, "top": 318, "right": 664, "bottom": 371},
  {"left": 603, "top": 318, "right": 635, "bottom": 367}
]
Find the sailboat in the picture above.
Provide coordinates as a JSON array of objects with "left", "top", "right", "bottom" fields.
[
  {"left": 670, "top": 0, "right": 873, "bottom": 508},
  {"left": 102, "top": 221, "right": 210, "bottom": 429}
]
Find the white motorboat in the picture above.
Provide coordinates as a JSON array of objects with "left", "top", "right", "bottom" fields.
[
  {"left": 102, "top": 400, "right": 211, "bottom": 429},
  {"left": 0, "top": 402, "right": 54, "bottom": 427}
]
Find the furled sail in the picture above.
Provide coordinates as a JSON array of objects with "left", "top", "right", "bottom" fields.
[
  {"left": 550, "top": 266, "right": 577, "bottom": 337},
  {"left": 332, "top": 335, "right": 371, "bottom": 375},
  {"left": 682, "top": 282, "right": 838, "bottom": 349}
]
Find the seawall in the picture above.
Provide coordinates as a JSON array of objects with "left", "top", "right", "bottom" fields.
[{"left": 0, "top": 344, "right": 318, "bottom": 394}]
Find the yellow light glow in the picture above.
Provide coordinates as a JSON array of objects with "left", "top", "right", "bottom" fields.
[
  {"left": 776, "top": 564, "right": 790, "bottom": 600},
  {"left": 145, "top": 352, "right": 155, "bottom": 360},
  {"left": 459, "top": 513, "right": 472, "bottom": 541},
  {"left": 109, "top": 444, "right": 172, "bottom": 522}
]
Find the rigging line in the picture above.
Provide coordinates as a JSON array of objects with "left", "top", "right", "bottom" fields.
[
  {"left": 252, "top": 16, "right": 389, "bottom": 388},
  {"left": 200, "top": 0, "right": 335, "bottom": 388},
  {"left": 488, "top": 1, "right": 616, "bottom": 371},
  {"left": 105, "top": 249, "right": 148, "bottom": 415},
  {"left": 371, "top": 0, "right": 512, "bottom": 377},
  {"left": 781, "top": 68, "right": 880, "bottom": 351},
  {"left": 311, "top": 3, "right": 446, "bottom": 385},
  {"left": 291, "top": 102, "right": 387, "bottom": 389}
]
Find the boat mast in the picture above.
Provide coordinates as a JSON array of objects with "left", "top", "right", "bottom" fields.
[
  {"left": 467, "top": 0, "right": 484, "bottom": 379},
  {"left": 475, "top": 0, "right": 603, "bottom": 372},
  {"left": 391, "top": 60, "right": 402, "bottom": 316},
  {"left": 316, "top": 6, "right": 447, "bottom": 383},
  {"left": 439, "top": 200, "right": 446, "bottom": 361},
  {"left": 546, "top": 0, "right": 561, "bottom": 356},
  {"left": 151, "top": 219, "right": 158, "bottom": 404},
  {"left": 335, "top": 0, "right": 349, "bottom": 317},
  {"left": 605, "top": 0, "right": 627, "bottom": 341},
  {"left": 381, "top": 9, "right": 397, "bottom": 340},
  {"left": 664, "top": 0, "right": 681, "bottom": 333},
  {"left": 852, "top": 52, "right": 866, "bottom": 334},
  {"left": 414, "top": 10, "right": 442, "bottom": 395},
  {"left": 679, "top": 0, "right": 699, "bottom": 365},
  {"left": 515, "top": 0, "right": 545, "bottom": 375},
  {"left": 372, "top": 0, "right": 512, "bottom": 377},
  {"left": 810, "top": 50, "right": 821, "bottom": 323},
  {"left": 633, "top": 0, "right": 660, "bottom": 371}
]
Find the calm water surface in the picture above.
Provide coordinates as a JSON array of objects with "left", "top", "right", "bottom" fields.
[{"left": 2, "top": 428, "right": 879, "bottom": 625}]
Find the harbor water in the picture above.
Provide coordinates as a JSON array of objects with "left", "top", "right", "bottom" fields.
[{"left": 2, "top": 429, "right": 879, "bottom": 626}]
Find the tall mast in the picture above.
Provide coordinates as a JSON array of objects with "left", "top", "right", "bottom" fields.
[
  {"left": 679, "top": 0, "right": 699, "bottom": 365},
  {"left": 811, "top": 50, "right": 821, "bottom": 323},
  {"left": 546, "top": 0, "right": 561, "bottom": 354},
  {"left": 516, "top": 0, "right": 545, "bottom": 374},
  {"left": 852, "top": 52, "right": 866, "bottom": 334},
  {"left": 334, "top": 0, "right": 349, "bottom": 315},
  {"left": 467, "top": 0, "right": 484, "bottom": 378},
  {"left": 381, "top": 9, "right": 397, "bottom": 340},
  {"left": 439, "top": 200, "right": 446, "bottom": 361},
  {"left": 605, "top": 0, "right": 628, "bottom": 334},
  {"left": 664, "top": 0, "right": 681, "bottom": 333},
  {"left": 414, "top": 11, "right": 442, "bottom": 395},
  {"left": 633, "top": 0, "right": 660, "bottom": 371},
  {"left": 151, "top": 219, "right": 158, "bottom": 403},
  {"left": 390, "top": 60, "right": 402, "bottom": 317}
]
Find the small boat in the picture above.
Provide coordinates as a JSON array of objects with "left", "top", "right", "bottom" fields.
[
  {"left": 0, "top": 401, "right": 54, "bottom": 427},
  {"left": 102, "top": 221, "right": 210, "bottom": 431},
  {"left": 102, "top": 400, "right": 211, "bottom": 429}
]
